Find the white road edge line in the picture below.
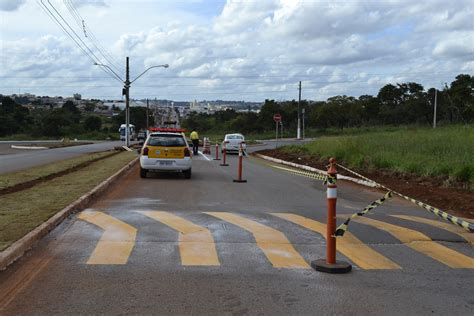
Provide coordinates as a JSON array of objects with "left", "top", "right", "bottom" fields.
[{"left": 199, "top": 151, "right": 211, "bottom": 161}]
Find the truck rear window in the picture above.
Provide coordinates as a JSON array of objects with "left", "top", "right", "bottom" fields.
[{"left": 148, "top": 135, "right": 186, "bottom": 147}]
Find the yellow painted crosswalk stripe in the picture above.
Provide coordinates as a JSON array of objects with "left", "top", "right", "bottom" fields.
[
  {"left": 205, "top": 212, "right": 309, "bottom": 269},
  {"left": 78, "top": 211, "right": 136, "bottom": 265},
  {"left": 272, "top": 213, "right": 400, "bottom": 270},
  {"left": 391, "top": 215, "right": 474, "bottom": 244},
  {"left": 137, "top": 211, "right": 220, "bottom": 266},
  {"left": 351, "top": 217, "right": 474, "bottom": 268}
]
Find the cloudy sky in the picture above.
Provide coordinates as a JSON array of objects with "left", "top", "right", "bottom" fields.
[{"left": 1, "top": 0, "right": 473, "bottom": 102}]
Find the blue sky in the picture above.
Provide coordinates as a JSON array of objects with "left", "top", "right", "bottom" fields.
[{"left": 1, "top": 0, "right": 473, "bottom": 101}]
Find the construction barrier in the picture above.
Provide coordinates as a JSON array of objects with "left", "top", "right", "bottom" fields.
[
  {"left": 220, "top": 147, "right": 229, "bottom": 166},
  {"left": 335, "top": 191, "right": 393, "bottom": 237},
  {"left": 255, "top": 154, "right": 473, "bottom": 234},
  {"left": 213, "top": 143, "right": 221, "bottom": 161},
  {"left": 311, "top": 158, "right": 351, "bottom": 274},
  {"left": 233, "top": 144, "right": 247, "bottom": 183},
  {"left": 202, "top": 137, "right": 210, "bottom": 154},
  {"left": 336, "top": 164, "right": 474, "bottom": 233}
]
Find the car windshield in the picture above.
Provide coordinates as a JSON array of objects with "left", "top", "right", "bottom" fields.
[
  {"left": 227, "top": 135, "right": 243, "bottom": 140},
  {"left": 148, "top": 135, "right": 186, "bottom": 147}
]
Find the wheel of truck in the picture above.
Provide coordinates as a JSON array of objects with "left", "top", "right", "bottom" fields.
[
  {"left": 183, "top": 169, "right": 192, "bottom": 179},
  {"left": 140, "top": 167, "right": 148, "bottom": 178}
]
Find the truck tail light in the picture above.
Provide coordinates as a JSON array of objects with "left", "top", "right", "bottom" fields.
[
  {"left": 184, "top": 147, "right": 191, "bottom": 157},
  {"left": 143, "top": 147, "right": 149, "bottom": 156}
]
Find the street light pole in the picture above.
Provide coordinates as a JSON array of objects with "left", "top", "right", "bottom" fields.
[
  {"left": 95, "top": 58, "right": 168, "bottom": 148},
  {"left": 297, "top": 81, "right": 302, "bottom": 139},
  {"left": 433, "top": 89, "right": 437, "bottom": 129}
]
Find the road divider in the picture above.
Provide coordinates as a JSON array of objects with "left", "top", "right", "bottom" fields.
[
  {"left": 213, "top": 143, "right": 221, "bottom": 161},
  {"left": 233, "top": 144, "right": 247, "bottom": 183},
  {"left": 220, "top": 147, "right": 229, "bottom": 166}
]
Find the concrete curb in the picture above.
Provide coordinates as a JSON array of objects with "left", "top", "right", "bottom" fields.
[
  {"left": 254, "top": 153, "right": 377, "bottom": 188},
  {"left": 11, "top": 145, "right": 48, "bottom": 150},
  {"left": 0, "top": 157, "right": 139, "bottom": 271}
]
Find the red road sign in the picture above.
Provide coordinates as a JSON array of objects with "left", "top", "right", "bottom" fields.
[{"left": 273, "top": 113, "right": 282, "bottom": 122}]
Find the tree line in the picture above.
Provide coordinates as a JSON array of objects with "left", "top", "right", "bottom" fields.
[
  {"left": 0, "top": 98, "right": 154, "bottom": 138},
  {"left": 182, "top": 74, "right": 473, "bottom": 134},
  {"left": 1, "top": 74, "right": 472, "bottom": 138}
]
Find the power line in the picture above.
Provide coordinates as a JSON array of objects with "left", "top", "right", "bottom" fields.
[
  {"left": 64, "top": 0, "right": 122, "bottom": 73},
  {"left": 37, "top": 0, "right": 122, "bottom": 84}
]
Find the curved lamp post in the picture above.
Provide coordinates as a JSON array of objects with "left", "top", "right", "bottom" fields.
[{"left": 95, "top": 58, "right": 168, "bottom": 146}]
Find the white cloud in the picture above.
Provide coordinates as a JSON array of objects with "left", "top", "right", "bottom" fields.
[
  {"left": 0, "top": 0, "right": 26, "bottom": 11},
  {"left": 0, "top": 0, "right": 472, "bottom": 101}
]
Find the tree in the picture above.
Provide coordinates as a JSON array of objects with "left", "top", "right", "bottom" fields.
[
  {"left": 0, "top": 96, "right": 30, "bottom": 136},
  {"left": 84, "top": 102, "right": 97, "bottom": 112},
  {"left": 84, "top": 116, "right": 102, "bottom": 131}
]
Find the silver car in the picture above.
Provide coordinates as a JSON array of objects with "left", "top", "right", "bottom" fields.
[{"left": 222, "top": 133, "right": 246, "bottom": 153}]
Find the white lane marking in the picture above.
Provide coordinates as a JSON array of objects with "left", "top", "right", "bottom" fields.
[{"left": 199, "top": 151, "right": 211, "bottom": 161}]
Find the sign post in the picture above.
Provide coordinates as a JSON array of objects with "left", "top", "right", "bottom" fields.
[{"left": 273, "top": 114, "right": 282, "bottom": 149}]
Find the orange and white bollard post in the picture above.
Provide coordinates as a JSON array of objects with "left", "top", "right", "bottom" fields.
[
  {"left": 233, "top": 144, "right": 247, "bottom": 183},
  {"left": 311, "top": 157, "right": 351, "bottom": 273},
  {"left": 213, "top": 142, "right": 221, "bottom": 161},
  {"left": 220, "top": 147, "right": 229, "bottom": 166}
]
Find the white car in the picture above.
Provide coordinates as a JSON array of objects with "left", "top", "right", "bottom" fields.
[
  {"left": 222, "top": 133, "right": 246, "bottom": 153},
  {"left": 139, "top": 129, "right": 192, "bottom": 179}
]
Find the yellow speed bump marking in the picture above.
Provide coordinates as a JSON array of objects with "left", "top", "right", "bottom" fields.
[
  {"left": 351, "top": 217, "right": 474, "bottom": 268},
  {"left": 273, "top": 213, "right": 400, "bottom": 270},
  {"left": 78, "top": 211, "right": 137, "bottom": 265},
  {"left": 205, "top": 212, "right": 309, "bottom": 269},
  {"left": 138, "top": 211, "right": 220, "bottom": 266},
  {"left": 392, "top": 215, "right": 474, "bottom": 244}
]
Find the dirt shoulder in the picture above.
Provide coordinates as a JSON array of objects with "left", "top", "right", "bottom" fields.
[{"left": 257, "top": 149, "right": 474, "bottom": 219}]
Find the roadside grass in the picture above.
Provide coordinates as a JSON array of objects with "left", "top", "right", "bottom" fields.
[
  {"left": 0, "top": 151, "right": 136, "bottom": 251},
  {"left": 0, "top": 151, "right": 115, "bottom": 190},
  {"left": 281, "top": 125, "right": 474, "bottom": 185},
  {"left": 199, "top": 125, "right": 419, "bottom": 142}
]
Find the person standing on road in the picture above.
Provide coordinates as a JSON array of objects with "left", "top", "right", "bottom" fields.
[{"left": 190, "top": 129, "right": 199, "bottom": 155}]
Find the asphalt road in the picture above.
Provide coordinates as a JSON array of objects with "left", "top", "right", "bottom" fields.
[
  {"left": 0, "top": 141, "right": 126, "bottom": 174},
  {"left": 0, "top": 147, "right": 473, "bottom": 314}
]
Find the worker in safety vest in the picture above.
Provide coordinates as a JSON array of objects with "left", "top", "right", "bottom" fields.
[{"left": 190, "top": 129, "right": 199, "bottom": 155}]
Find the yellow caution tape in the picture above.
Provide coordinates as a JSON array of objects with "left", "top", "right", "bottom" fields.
[
  {"left": 335, "top": 191, "right": 393, "bottom": 237},
  {"left": 336, "top": 164, "right": 474, "bottom": 233},
  {"left": 269, "top": 165, "right": 328, "bottom": 182}
]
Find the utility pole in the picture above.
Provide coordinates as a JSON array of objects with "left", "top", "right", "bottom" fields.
[
  {"left": 125, "top": 56, "right": 131, "bottom": 147},
  {"left": 302, "top": 108, "right": 305, "bottom": 139},
  {"left": 297, "top": 81, "right": 302, "bottom": 139},
  {"left": 433, "top": 89, "right": 437, "bottom": 129},
  {"left": 146, "top": 98, "right": 149, "bottom": 130}
]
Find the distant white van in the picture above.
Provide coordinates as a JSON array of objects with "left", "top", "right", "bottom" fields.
[{"left": 119, "top": 124, "right": 136, "bottom": 141}]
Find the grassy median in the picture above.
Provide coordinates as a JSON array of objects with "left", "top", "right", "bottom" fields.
[
  {"left": 0, "top": 151, "right": 116, "bottom": 191},
  {"left": 281, "top": 125, "right": 474, "bottom": 184},
  {"left": 0, "top": 151, "right": 136, "bottom": 251}
]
